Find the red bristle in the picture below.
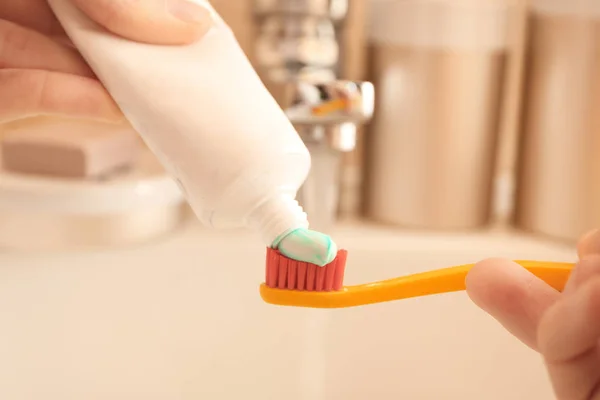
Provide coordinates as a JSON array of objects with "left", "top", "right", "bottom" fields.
[
  {"left": 287, "top": 261, "right": 297, "bottom": 289},
  {"left": 297, "top": 262, "right": 307, "bottom": 290},
  {"left": 324, "top": 258, "right": 337, "bottom": 291},
  {"left": 264, "top": 248, "right": 348, "bottom": 291},
  {"left": 306, "top": 264, "right": 317, "bottom": 291},
  {"left": 267, "top": 248, "right": 279, "bottom": 288},
  {"left": 265, "top": 248, "right": 270, "bottom": 283},
  {"left": 278, "top": 256, "right": 288, "bottom": 289},
  {"left": 315, "top": 264, "right": 326, "bottom": 291},
  {"left": 333, "top": 250, "right": 348, "bottom": 290}
]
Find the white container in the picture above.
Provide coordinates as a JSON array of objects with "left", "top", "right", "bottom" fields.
[
  {"left": 47, "top": 0, "right": 311, "bottom": 246},
  {"left": 0, "top": 148, "right": 186, "bottom": 251}
]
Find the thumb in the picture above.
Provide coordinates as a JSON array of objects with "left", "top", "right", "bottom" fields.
[{"left": 71, "top": 0, "right": 213, "bottom": 45}]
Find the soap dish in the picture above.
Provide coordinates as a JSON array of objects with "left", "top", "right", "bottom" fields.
[{"left": 0, "top": 148, "right": 187, "bottom": 251}]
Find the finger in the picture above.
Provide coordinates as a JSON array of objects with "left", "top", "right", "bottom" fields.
[
  {"left": 70, "top": 0, "right": 213, "bottom": 45},
  {"left": 0, "top": 0, "right": 64, "bottom": 35},
  {"left": 540, "top": 277, "right": 600, "bottom": 360},
  {"left": 466, "top": 258, "right": 560, "bottom": 351},
  {"left": 0, "top": 20, "right": 93, "bottom": 77},
  {"left": 538, "top": 277, "right": 600, "bottom": 400},
  {"left": 578, "top": 229, "right": 600, "bottom": 258},
  {"left": 0, "top": 69, "right": 122, "bottom": 123},
  {"left": 564, "top": 255, "right": 600, "bottom": 294}
]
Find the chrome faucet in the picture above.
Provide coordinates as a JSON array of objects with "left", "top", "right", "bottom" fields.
[{"left": 253, "top": 0, "right": 374, "bottom": 231}]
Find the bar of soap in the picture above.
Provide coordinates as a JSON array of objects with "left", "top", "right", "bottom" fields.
[{"left": 1, "top": 121, "right": 140, "bottom": 179}]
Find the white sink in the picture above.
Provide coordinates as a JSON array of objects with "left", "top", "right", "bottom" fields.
[{"left": 0, "top": 223, "right": 574, "bottom": 399}]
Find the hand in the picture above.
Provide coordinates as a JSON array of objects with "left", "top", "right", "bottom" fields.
[
  {"left": 0, "top": 0, "right": 211, "bottom": 123},
  {"left": 467, "top": 230, "right": 600, "bottom": 399}
]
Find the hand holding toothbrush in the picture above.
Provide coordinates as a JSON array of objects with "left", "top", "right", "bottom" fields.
[
  {"left": 0, "top": 0, "right": 211, "bottom": 123},
  {"left": 467, "top": 230, "right": 600, "bottom": 400}
]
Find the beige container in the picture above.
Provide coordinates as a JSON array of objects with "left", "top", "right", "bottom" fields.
[
  {"left": 515, "top": 0, "right": 600, "bottom": 243},
  {"left": 366, "top": 0, "right": 510, "bottom": 229}
]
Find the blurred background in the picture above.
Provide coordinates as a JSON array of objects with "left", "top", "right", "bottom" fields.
[
  {"left": 1, "top": 0, "right": 598, "bottom": 247},
  {"left": 0, "top": 0, "right": 597, "bottom": 399}
]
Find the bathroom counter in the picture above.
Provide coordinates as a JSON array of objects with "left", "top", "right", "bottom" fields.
[{"left": 0, "top": 220, "right": 574, "bottom": 399}]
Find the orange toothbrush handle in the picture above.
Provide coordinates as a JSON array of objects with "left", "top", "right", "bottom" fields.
[
  {"left": 343, "top": 260, "right": 574, "bottom": 304},
  {"left": 259, "top": 261, "right": 575, "bottom": 308}
]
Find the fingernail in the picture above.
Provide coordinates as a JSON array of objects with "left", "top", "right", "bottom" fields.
[
  {"left": 168, "top": 0, "right": 212, "bottom": 24},
  {"left": 578, "top": 229, "right": 600, "bottom": 257}
]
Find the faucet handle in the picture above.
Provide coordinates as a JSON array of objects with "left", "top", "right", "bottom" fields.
[
  {"left": 283, "top": 80, "right": 375, "bottom": 126},
  {"left": 265, "top": 79, "right": 374, "bottom": 153}
]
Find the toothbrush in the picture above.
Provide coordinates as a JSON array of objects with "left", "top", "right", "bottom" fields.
[{"left": 260, "top": 248, "right": 575, "bottom": 308}]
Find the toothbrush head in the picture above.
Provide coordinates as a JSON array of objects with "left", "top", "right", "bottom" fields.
[{"left": 264, "top": 247, "right": 348, "bottom": 292}]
